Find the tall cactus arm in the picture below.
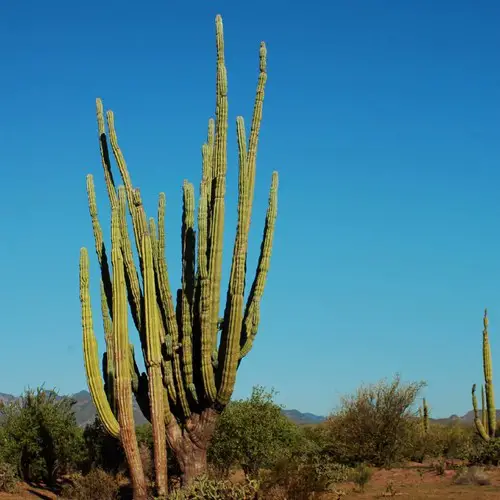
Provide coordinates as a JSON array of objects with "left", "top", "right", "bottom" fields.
[
  {"left": 198, "top": 124, "right": 217, "bottom": 402},
  {"left": 473, "top": 383, "right": 491, "bottom": 441},
  {"left": 181, "top": 181, "right": 197, "bottom": 400},
  {"left": 96, "top": 97, "right": 118, "bottom": 208},
  {"left": 86, "top": 175, "right": 113, "bottom": 317},
  {"left": 216, "top": 117, "right": 249, "bottom": 405},
  {"left": 208, "top": 14, "right": 229, "bottom": 351},
  {"left": 244, "top": 41, "right": 268, "bottom": 238},
  {"left": 156, "top": 193, "right": 179, "bottom": 354},
  {"left": 103, "top": 105, "right": 147, "bottom": 268},
  {"left": 154, "top": 193, "right": 190, "bottom": 416},
  {"left": 100, "top": 281, "right": 116, "bottom": 414},
  {"left": 482, "top": 309, "right": 496, "bottom": 437},
  {"left": 117, "top": 186, "right": 143, "bottom": 333},
  {"left": 481, "top": 385, "right": 488, "bottom": 431},
  {"left": 110, "top": 207, "right": 147, "bottom": 495},
  {"left": 239, "top": 171, "right": 279, "bottom": 360},
  {"left": 422, "top": 398, "right": 429, "bottom": 434},
  {"left": 203, "top": 119, "right": 215, "bottom": 249},
  {"left": 148, "top": 217, "right": 178, "bottom": 405},
  {"left": 80, "top": 248, "right": 120, "bottom": 438},
  {"left": 142, "top": 232, "right": 168, "bottom": 495}
]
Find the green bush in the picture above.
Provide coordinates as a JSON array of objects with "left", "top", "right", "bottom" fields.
[
  {"left": 208, "top": 386, "right": 304, "bottom": 477},
  {"left": 350, "top": 463, "right": 372, "bottom": 491},
  {"left": 468, "top": 438, "right": 500, "bottom": 466},
  {"left": 0, "top": 387, "right": 85, "bottom": 485},
  {"left": 409, "top": 421, "right": 474, "bottom": 462},
  {"left": 0, "top": 462, "right": 18, "bottom": 493},
  {"left": 168, "top": 475, "right": 259, "bottom": 500},
  {"left": 82, "top": 417, "right": 125, "bottom": 474},
  {"left": 60, "top": 468, "right": 120, "bottom": 500},
  {"left": 324, "top": 375, "right": 426, "bottom": 467},
  {"left": 262, "top": 454, "right": 351, "bottom": 497}
]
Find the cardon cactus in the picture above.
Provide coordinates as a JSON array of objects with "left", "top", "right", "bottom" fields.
[
  {"left": 79, "top": 14, "right": 279, "bottom": 499},
  {"left": 421, "top": 398, "right": 429, "bottom": 434},
  {"left": 471, "top": 309, "right": 497, "bottom": 441}
]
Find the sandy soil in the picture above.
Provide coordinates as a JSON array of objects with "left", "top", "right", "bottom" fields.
[
  {"left": 1, "top": 464, "right": 499, "bottom": 498},
  {"left": 333, "top": 464, "right": 500, "bottom": 499}
]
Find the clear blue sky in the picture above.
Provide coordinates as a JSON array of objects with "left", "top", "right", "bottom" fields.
[{"left": 1, "top": 0, "right": 499, "bottom": 419}]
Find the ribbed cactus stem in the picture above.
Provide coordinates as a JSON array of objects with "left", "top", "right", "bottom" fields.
[
  {"left": 86, "top": 175, "right": 113, "bottom": 316},
  {"left": 422, "top": 398, "right": 429, "bottom": 434},
  {"left": 80, "top": 248, "right": 120, "bottom": 438},
  {"left": 208, "top": 14, "right": 229, "bottom": 353},
  {"left": 96, "top": 98, "right": 118, "bottom": 208},
  {"left": 481, "top": 385, "right": 488, "bottom": 431},
  {"left": 216, "top": 116, "right": 249, "bottom": 404},
  {"left": 181, "top": 181, "right": 197, "bottom": 400},
  {"left": 472, "top": 383, "right": 490, "bottom": 441},
  {"left": 99, "top": 281, "right": 115, "bottom": 414},
  {"left": 239, "top": 172, "right": 279, "bottom": 360},
  {"left": 199, "top": 123, "right": 217, "bottom": 402},
  {"left": 117, "top": 186, "right": 143, "bottom": 333},
  {"left": 142, "top": 233, "right": 168, "bottom": 495},
  {"left": 244, "top": 41, "right": 267, "bottom": 237},
  {"left": 482, "top": 309, "right": 496, "bottom": 438},
  {"left": 110, "top": 208, "right": 147, "bottom": 499}
]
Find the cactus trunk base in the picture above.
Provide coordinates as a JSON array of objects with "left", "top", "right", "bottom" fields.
[
  {"left": 178, "top": 447, "right": 209, "bottom": 485},
  {"left": 167, "top": 408, "right": 219, "bottom": 486}
]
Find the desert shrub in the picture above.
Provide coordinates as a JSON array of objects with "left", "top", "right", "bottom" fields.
[
  {"left": 60, "top": 468, "right": 120, "bottom": 500},
  {"left": 468, "top": 438, "right": 500, "bottom": 465},
  {"left": 350, "top": 463, "right": 372, "bottom": 491},
  {"left": 453, "top": 465, "right": 491, "bottom": 485},
  {"left": 441, "top": 424, "right": 475, "bottom": 460},
  {"left": 82, "top": 417, "right": 126, "bottom": 474},
  {"left": 409, "top": 421, "right": 474, "bottom": 462},
  {"left": 0, "top": 462, "right": 18, "bottom": 493},
  {"left": 260, "top": 454, "right": 351, "bottom": 499},
  {"left": 0, "top": 387, "right": 85, "bottom": 485},
  {"left": 82, "top": 418, "right": 163, "bottom": 478},
  {"left": 168, "top": 475, "right": 259, "bottom": 499},
  {"left": 208, "top": 386, "right": 304, "bottom": 477},
  {"left": 324, "top": 375, "right": 426, "bottom": 467}
]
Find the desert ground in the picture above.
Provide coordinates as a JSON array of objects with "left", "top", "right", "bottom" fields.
[{"left": 1, "top": 463, "right": 499, "bottom": 499}]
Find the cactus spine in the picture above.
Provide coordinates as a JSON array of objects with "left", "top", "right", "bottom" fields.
[
  {"left": 472, "top": 309, "right": 497, "bottom": 441},
  {"left": 79, "top": 14, "right": 278, "bottom": 496}
]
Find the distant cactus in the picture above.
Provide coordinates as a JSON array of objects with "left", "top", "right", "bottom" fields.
[
  {"left": 79, "top": 14, "right": 278, "bottom": 500},
  {"left": 422, "top": 398, "right": 429, "bottom": 434},
  {"left": 472, "top": 309, "right": 496, "bottom": 441}
]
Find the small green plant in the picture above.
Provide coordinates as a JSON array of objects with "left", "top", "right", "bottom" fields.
[
  {"left": 261, "top": 454, "right": 351, "bottom": 498},
  {"left": 167, "top": 475, "right": 259, "bottom": 499},
  {"left": 0, "top": 462, "right": 18, "bottom": 494},
  {"left": 453, "top": 466, "right": 491, "bottom": 486},
  {"left": 60, "top": 468, "right": 120, "bottom": 500},
  {"left": 209, "top": 386, "right": 303, "bottom": 477},
  {"left": 351, "top": 463, "right": 372, "bottom": 492}
]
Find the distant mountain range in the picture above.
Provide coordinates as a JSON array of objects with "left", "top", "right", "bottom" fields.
[
  {"left": 0, "top": 390, "right": 326, "bottom": 427},
  {"left": 2, "top": 390, "right": 493, "bottom": 428}
]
